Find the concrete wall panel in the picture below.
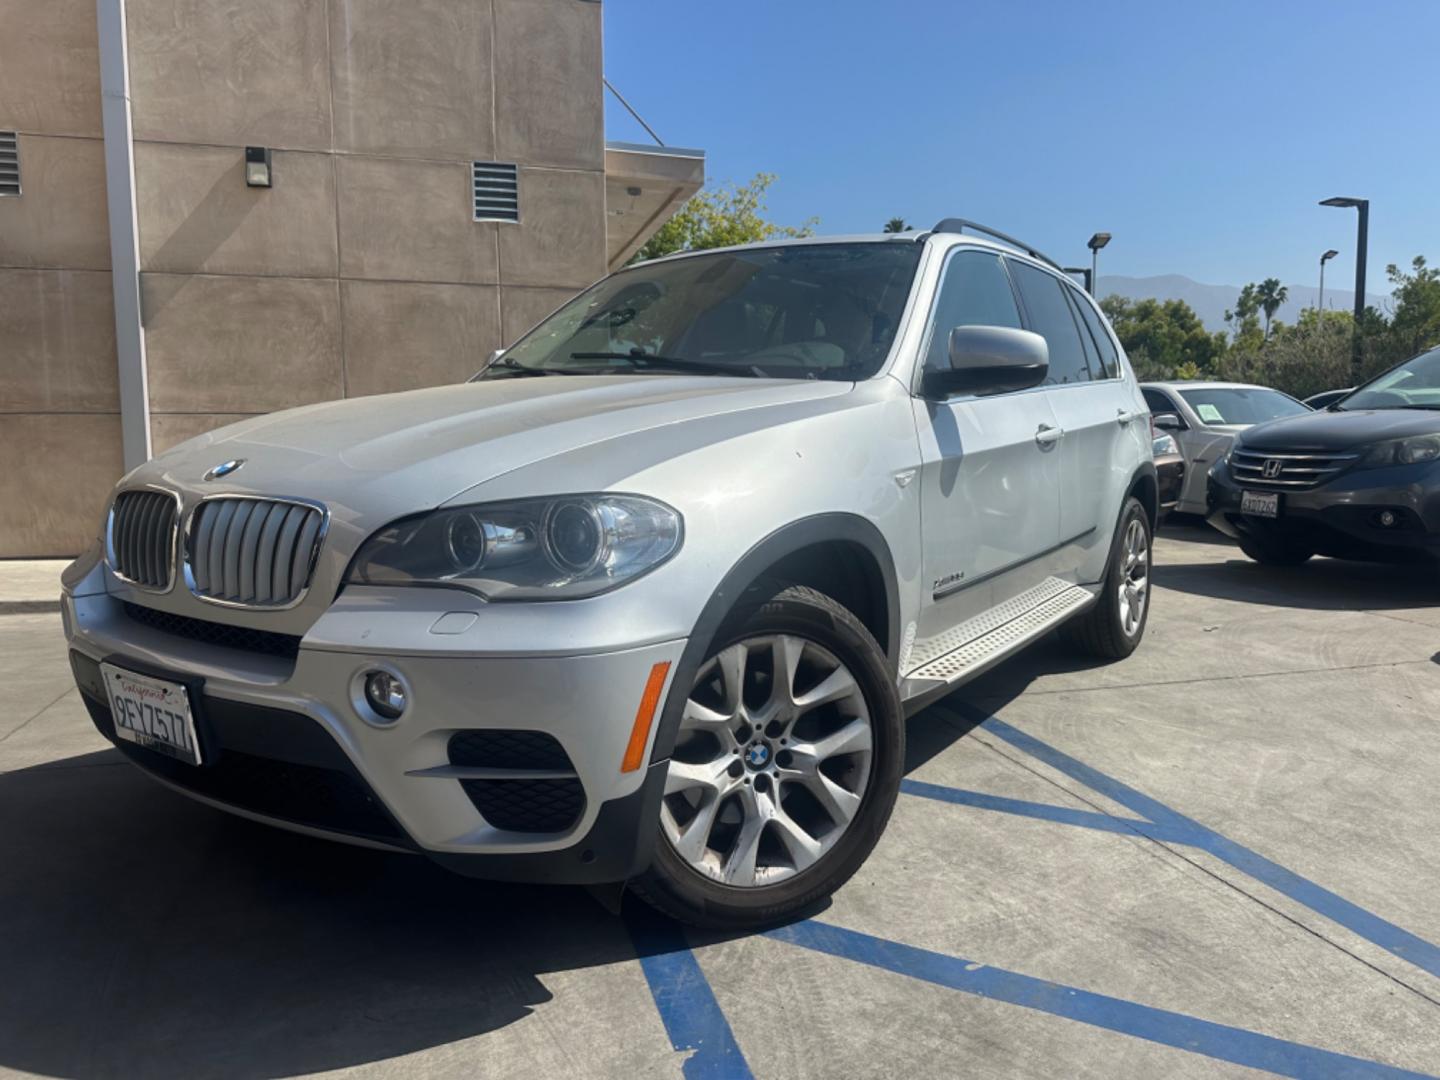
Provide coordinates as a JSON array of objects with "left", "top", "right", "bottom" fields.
[
  {"left": 499, "top": 168, "right": 604, "bottom": 288},
  {"left": 329, "top": 0, "right": 494, "bottom": 159},
  {"left": 500, "top": 285, "right": 579, "bottom": 346},
  {"left": 493, "top": 0, "right": 602, "bottom": 171},
  {"left": 151, "top": 413, "right": 259, "bottom": 455},
  {"left": 337, "top": 155, "right": 497, "bottom": 283},
  {"left": 141, "top": 273, "right": 342, "bottom": 413},
  {"left": 0, "top": 413, "right": 122, "bottom": 557},
  {"left": 342, "top": 280, "right": 500, "bottom": 397},
  {"left": 0, "top": 0, "right": 103, "bottom": 137},
  {"left": 127, "top": 0, "right": 332, "bottom": 149},
  {"left": 0, "top": 269, "right": 118, "bottom": 412},
  {"left": 0, "top": 135, "right": 111, "bottom": 270},
  {"left": 135, "top": 142, "right": 338, "bottom": 277}
]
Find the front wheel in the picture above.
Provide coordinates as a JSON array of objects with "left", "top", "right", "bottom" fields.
[
  {"left": 631, "top": 585, "right": 903, "bottom": 929},
  {"left": 1063, "top": 497, "right": 1152, "bottom": 659}
]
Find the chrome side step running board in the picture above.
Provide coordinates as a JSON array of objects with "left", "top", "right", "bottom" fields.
[{"left": 902, "top": 577, "right": 1095, "bottom": 697}]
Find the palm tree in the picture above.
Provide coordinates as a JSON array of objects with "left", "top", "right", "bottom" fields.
[
  {"left": 1256, "top": 278, "right": 1289, "bottom": 338},
  {"left": 883, "top": 217, "right": 910, "bottom": 233}
]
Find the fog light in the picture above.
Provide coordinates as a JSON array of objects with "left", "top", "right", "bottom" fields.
[
  {"left": 363, "top": 670, "right": 407, "bottom": 721},
  {"left": 1379, "top": 510, "right": 1398, "bottom": 528}
]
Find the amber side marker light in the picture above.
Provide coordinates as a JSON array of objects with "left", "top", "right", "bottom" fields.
[{"left": 621, "top": 661, "right": 672, "bottom": 773}]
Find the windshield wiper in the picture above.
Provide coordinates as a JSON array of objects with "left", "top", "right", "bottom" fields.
[
  {"left": 569, "top": 349, "right": 761, "bottom": 377},
  {"left": 483, "top": 356, "right": 557, "bottom": 378}
]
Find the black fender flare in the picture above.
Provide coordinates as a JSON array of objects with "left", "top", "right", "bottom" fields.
[
  {"left": 648, "top": 512, "right": 900, "bottom": 764},
  {"left": 1125, "top": 459, "right": 1160, "bottom": 529}
]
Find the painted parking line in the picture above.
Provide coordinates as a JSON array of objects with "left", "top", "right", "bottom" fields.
[
  {"left": 940, "top": 704, "right": 1440, "bottom": 982},
  {"left": 626, "top": 913, "right": 754, "bottom": 1080},
  {"left": 767, "top": 920, "right": 1438, "bottom": 1080}
]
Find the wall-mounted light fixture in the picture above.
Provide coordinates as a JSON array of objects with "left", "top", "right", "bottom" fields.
[{"left": 244, "top": 146, "right": 272, "bottom": 188}]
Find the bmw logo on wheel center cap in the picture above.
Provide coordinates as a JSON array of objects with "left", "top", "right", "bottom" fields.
[
  {"left": 745, "top": 743, "right": 771, "bottom": 768},
  {"left": 203, "top": 459, "right": 245, "bottom": 481}
]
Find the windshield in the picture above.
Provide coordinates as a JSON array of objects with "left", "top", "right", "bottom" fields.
[
  {"left": 1338, "top": 346, "right": 1440, "bottom": 410},
  {"left": 1177, "top": 387, "right": 1309, "bottom": 426},
  {"left": 482, "top": 243, "right": 922, "bottom": 382}
]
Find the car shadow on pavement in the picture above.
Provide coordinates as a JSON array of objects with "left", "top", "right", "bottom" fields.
[
  {"left": 0, "top": 751, "right": 659, "bottom": 1079},
  {"left": 1154, "top": 555, "right": 1439, "bottom": 612}
]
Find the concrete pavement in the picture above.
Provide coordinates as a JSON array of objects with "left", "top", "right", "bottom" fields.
[{"left": 2, "top": 524, "right": 1438, "bottom": 1078}]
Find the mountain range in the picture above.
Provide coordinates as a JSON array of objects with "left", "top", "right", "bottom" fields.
[{"left": 1096, "top": 274, "right": 1391, "bottom": 334}]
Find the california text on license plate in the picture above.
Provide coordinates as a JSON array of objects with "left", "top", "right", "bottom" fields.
[
  {"left": 100, "top": 663, "right": 202, "bottom": 766},
  {"left": 1240, "top": 490, "right": 1280, "bottom": 519}
]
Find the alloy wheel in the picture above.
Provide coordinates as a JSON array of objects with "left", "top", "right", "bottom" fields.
[
  {"left": 660, "top": 634, "right": 873, "bottom": 888},
  {"left": 1118, "top": 517, "right": 1150, "bottom": 637}
]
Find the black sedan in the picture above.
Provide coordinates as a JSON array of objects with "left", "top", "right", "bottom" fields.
[{"left": 1206, "top": 345, "right": 1440, "bottom": 566}]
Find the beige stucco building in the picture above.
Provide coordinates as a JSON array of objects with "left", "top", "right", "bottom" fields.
[{"left": 0, "top": 0, "right": 702, "bottom": 556}]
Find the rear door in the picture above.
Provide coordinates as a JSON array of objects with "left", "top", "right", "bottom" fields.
[
  {"left": 1007, "top": 261, "right": 1140, "bottom": 578},
  {"left": 911, "top": 249, "right": 1062, "bottom": 651}
]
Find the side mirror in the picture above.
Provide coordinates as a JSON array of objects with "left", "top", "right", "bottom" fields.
[
  {"left": 1151, "top": 412, "right": 1184, "bottom": 431},
  {"left": 922, "top": 326, "right": 1049, "bottom": 398}
]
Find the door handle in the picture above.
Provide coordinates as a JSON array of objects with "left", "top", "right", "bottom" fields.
[
  {"left": 1116, "top": 409, "right": 1144, "bottom": 426},
  {"left": 1035, "top": 423, "right": 1065, "bottom": 448}
]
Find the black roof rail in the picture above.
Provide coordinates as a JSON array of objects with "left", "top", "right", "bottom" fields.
[{"left": 928, "top": 218, "right": 1062, "bottom": 271}]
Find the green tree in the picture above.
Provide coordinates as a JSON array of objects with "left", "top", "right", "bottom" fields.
[
  {"left": 1255, "top": 278, "right": 1289, "bottom": 339},
  {"left": 1225, "top": 283, "right": 1263, "bottom": 350},
  {"left": 1385, "top": 256, "right": 1440, "bottom": 359},
  {"left": 1100, "top": 295, "right": 1228, "bottom": 380},
  {"left": 636, "top": 173, "right": 817, "bottom": 262},
  {"left": 883, "top": 217, "right": 911, "bottom": 233}
]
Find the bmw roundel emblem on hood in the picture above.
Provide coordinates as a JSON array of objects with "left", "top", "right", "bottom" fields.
[{"left": 203, "top": 459, "right": 245, "bottom": 481}]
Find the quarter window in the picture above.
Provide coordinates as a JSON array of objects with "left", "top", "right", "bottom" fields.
[
  {"left": 922, "top": 250, "right": 1022, "bottom": 373},
  {"left": 1007, "top": 260, "right": 1091, "bottom": 385}
]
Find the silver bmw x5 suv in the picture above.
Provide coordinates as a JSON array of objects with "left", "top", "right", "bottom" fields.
[{"left": 63, "top": 220, "right": 1156, "bottom": 928}]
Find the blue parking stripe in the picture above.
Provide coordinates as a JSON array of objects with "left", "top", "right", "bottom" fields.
[
  {"left": 768, "top": 920, "right": 1438, "bottom": 1080},
  {"left": 627, "top": 915, "right": 754, "bottom": 1080},
  {"left": 950, "top": 706, "right": 1440, "bottom": 981},
  {"left": 900, "top": 778, "right": 1206, "bottom": 846}
]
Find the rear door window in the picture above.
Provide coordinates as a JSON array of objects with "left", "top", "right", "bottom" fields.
[
  {"left": 1070, "top": 288, "right": 1121, "bottom": 379},
  {"left": 1007, "top": 260, "right": 1091, "bottom": 385}
]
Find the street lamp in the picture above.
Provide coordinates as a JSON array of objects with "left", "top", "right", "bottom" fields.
[
  {"left": 1318, "top": 249, "right": 1339, "bottom": 314},
  {"left": 1319, "top": 197, "right": 1369, "bottom": 378},
  {"left": 1087, "top": 232, "right": 1111, "bottom": 294}
]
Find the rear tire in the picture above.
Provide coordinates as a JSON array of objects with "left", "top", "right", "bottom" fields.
[
  {"left": 630, "top": 585, "right": 903, "bottom": 930},
  {"left": 1063, "top": 497, "right": 1151, "bottom": 660},
  {"left": 1237, "top": 534, "right": 1313, "bottom": 566}
]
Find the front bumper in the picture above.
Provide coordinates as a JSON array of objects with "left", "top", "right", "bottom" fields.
[
  {"left": 64, "top": 572, "right": 685, "bottom": 884},
  {"left": 1206, "top": 458, "right": 1440, "bottom": 562}
]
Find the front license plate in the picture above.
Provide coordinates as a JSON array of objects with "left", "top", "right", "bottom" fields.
[
  {"left": 100, "top": 663, "right": 202, "bottom": 766},
  {"left": 1240, "top": 490, "right": 1280, "bottom": 519}
]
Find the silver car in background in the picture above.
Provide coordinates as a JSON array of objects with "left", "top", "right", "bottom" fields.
[
  {"left": 1141, "top": 381, "right": 1311, "bottom": 515},
  {"left": 63, "top": 222, "right": 1156, "bottom": 928}
]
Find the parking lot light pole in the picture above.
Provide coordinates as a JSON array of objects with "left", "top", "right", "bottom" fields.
[
  {"left": 1318, "top": 249, "right": 1339, "bottom": 314},
  {"left": 1087, "top": 233, "right": 1111, "bottom": 294},
  {"left": 1319, "top": 198, "right": 1369, "bottom": 379}
]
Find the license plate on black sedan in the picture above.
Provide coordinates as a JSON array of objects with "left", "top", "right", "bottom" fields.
[
  {"left": 1240, "top": 490, "right": 1280, "bottom": 519},
  {"left": 100, "top": 663, "right": 202, "bottom": 766}
]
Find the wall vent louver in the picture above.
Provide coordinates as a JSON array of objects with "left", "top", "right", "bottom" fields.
[
  {"left": 0, "top": 132, "right": 20, "bottom": 196},
  {"left": 472, "top": 161, "right": 519, "bottom": 223}
]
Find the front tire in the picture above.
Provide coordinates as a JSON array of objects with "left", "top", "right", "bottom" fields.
[
  {"left": 631, "top": 585, "right": 903, "bottom": 929},
  {"left": 1063, "top": 496, "right": 1152, "bottom": 660}
]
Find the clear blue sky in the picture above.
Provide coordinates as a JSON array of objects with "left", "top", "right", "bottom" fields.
[{"left": 603, "top": 0, "right": 1438, "bottom": 297}]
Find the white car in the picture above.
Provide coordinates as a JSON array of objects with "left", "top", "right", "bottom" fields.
[
  {"left": 1141, "top": 381, "right": 1311, "bottom": 515},
  {"left": 64, "top": 221, "right": 1157, "bottom": 928}
]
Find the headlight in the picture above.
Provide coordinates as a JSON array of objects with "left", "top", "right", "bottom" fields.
[
  {"left": 1359, "top": 435, "right": 1440, "bottom": 467},
  {"left": 345, "top": 494, "right": 682, "bottom": 601}
]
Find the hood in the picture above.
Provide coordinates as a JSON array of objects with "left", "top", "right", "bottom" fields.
[
  {"left": 1238, "top": 408, "right": 1440, "bottom": 452},
  {"left": 142, "top": 376, "right": 852, "bottom": 520}
]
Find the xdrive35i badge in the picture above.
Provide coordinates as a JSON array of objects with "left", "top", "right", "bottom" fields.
[{"left": 203, "top": 459, "right": 245, "bottom": 481}]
